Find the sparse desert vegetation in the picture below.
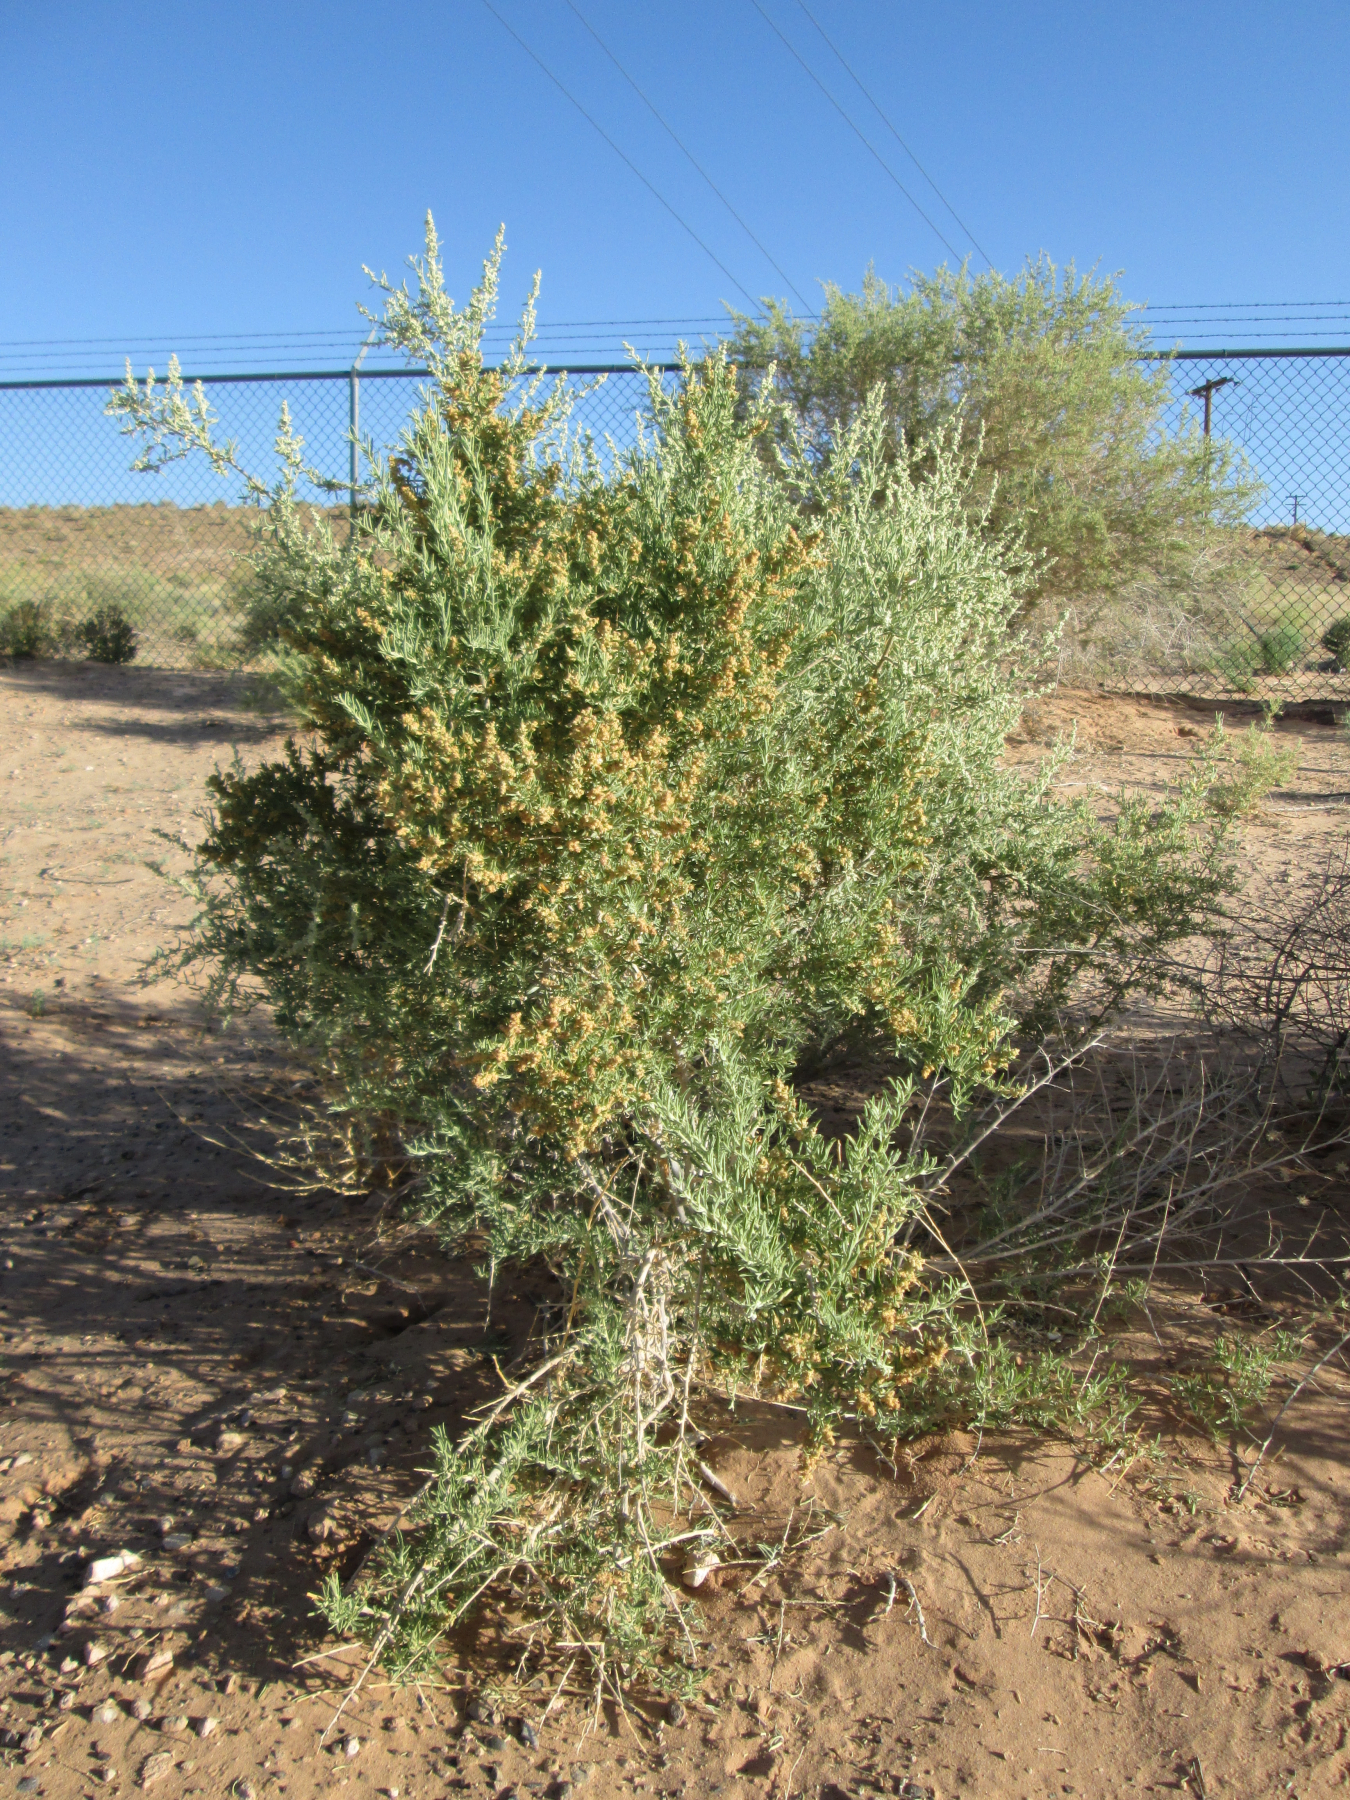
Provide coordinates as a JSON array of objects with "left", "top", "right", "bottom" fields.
[{"left": 2, "top": 229, "right": 1349, "bottom": 1797}]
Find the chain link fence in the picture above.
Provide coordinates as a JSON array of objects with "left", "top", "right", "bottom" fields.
[
  {"left": 1129, "top": 350, "right": 1350, "bottom": 704},
  {"left": 1, "top": 351, "right": 1347, "bottom": 697},
  {"left": 0, "top": 366, "right": 678, "bottom": 670}
]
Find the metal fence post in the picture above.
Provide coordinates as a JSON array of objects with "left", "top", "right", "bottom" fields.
[
  {"left": 349, "top": 328, "right": 378, "bottom": 517},
  {"left": 348, "top": 367, "right": 358, "bottom": 517}
]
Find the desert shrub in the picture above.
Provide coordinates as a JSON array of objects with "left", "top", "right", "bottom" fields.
[
  {"left": 1206, "top": 716, "right": 1298, "bottom": 820},
  {"left": 1197, "top": 843, "right": 1350, "bottom": 1101},
  {"left": 727, "top": 258, "right": 1259, "bottom": 613},
  {"left": 112, "top": 223, "right": 1256, "bottom": 1692},
  {"left": 0, "top": 596, "right": 65, "bottom": 659},
  {"left": 1256, "top": 620, "right": 1305, "bottom": 674},
  {"left": 77, "top": 602, "right": 138, "bottom": 664},
  {"left": 1050, "top": 553, "right": 1266, "bottom": 688},
  {"left": 1213, "top": 634, "right": 1260, "bottom": 691},
  {"left": 1322, "top": 615, "right": 1350, "bottom": 665},
  {"left": 1208, "top": 623, "right": 1300, "bottom": 688}
]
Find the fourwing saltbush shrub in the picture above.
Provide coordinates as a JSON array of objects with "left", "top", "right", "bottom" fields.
[{"left": 111, "top": 222, "right": 1247, "bottom": 1690}]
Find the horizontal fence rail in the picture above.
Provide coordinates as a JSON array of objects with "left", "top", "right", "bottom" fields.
[
  {"left": 0, "top": 351, "right": 1347, "bottom": 701},
  {"left": 0, "top": 365, "right": 678, "bottom": 671}
]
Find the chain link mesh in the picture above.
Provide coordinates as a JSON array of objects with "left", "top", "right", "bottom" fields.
[
  {"left": 1, "top": 354, "right": 1347, "bottom": 698},
  {"left": 0, "top": 367, "right": 676, "bottom": 670},
  {"left": 1135, "top": 352, "right": 1350, "bottom": 702}
]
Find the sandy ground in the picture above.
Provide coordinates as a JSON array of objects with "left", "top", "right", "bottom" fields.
[{"left": 2, "top": 662, "right": 1349, "bottom": 1800}]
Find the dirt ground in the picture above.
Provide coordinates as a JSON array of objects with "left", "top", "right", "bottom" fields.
[{"left": 2, "top": 662, "right": 1349, "bottom": 1800}]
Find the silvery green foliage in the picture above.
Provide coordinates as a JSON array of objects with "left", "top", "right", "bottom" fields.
[
  {"left": 112, "top": 220, "right": 1250, "bottom": 1690},
  {"left": 730, "top": 257, "right": 1260, "bottom": 610}
]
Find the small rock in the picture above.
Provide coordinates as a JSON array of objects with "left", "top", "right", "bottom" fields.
[
  {"left": 157, "top": 1516, "right": 174, "bottom": 1535},
  {"left": 466, "top": 1695, "right": 493, "bottom": 1724},
  {"left": 139, "top": 1749, "right": 176, "bottom": 1787},
  {"left": 133, "top": 1647, "right": 173, "bottom": 1681},
  {"left": 344, "top": 1735, "right": 361, "bottom": 1759},
  {"left": 307, "top": 1507, "right": 339, "bottom": 1544},
  {"left": 204, "top": 1584, "right": 232, "bottom": 1604},
  {"left": 681, "top": 1551, "right": 720, "bottom": 1590},
  {"left": 58, "top": 1691, "right": 76, "bottom": 1712},
  {"left": 87, "top": 1551, "right": 141, "bottom": 1586},
  {"left": 290, "top": 1466, "right": 320, "bottom": 1500},
  {"left": 98, "top": 1702, "right": 122, "bottom": 1724},
  {"left": 221, "top": 1672, "right": 240, "bottom": 1696},
  {"left": 570, "top": 1765, "right": 596, "bottom": 1789},
  {"left": 366, "top": 1445, "right": 386, "bottom": 1468},
  {"left": 100, "top": 1770, "right": 117, "bottom": 1787},
  {"left": 164, "top": 1714, "right": 190, "bottom": 1735},
  {"left": 237, "top": 1784, "right": 257, "bottom": 1800},
  {"left": 484, "top": 1732, "right": 508, "bottom": 1752},
  {"left": 216, "top": 1432, "right": 245, "bottom": 1456},
  {"left": 20, "top": 1724, "right": 44, "bottom": 1752},
  {"left": 162, "top": 1535, "right": 192, "bottom": 1552},
  {"left": 666, "top": 1698, "right": 686, "bottom": 1726},
  {"left": 518, "top": 1718, "right": 539, "bottom": 1750},
  {"left": 194, "top": 1716, "right": 217, "bottom": 1739},
  {"left": 16, "top": 1780, "right": 38, "bottom": 1795},
  {"left": 84, "top": 1640, "right": 109, "bottom": 1666},
  {"left": 132, "top": 1699, "right": 153, "bottom": 1721}
]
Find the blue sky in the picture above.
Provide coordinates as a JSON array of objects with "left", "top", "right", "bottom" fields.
[{"left": 5, "top": 0, "right": 1350, "bottom": 379}]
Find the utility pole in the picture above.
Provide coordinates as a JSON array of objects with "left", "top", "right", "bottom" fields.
[
  {"left": 1289, "top": 494, "right": 1304, "bottom": 524},
  {"left": 1187, "top": 374, "right": 1235, "bottom": 438}
]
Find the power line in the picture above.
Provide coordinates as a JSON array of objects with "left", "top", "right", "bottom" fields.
[
  {"left": 478, "top": 0, "right": 760, "bottom": 310},
  {"left": 0, "top": 317, "right": 762, "bottom": 351},
  {"left": 744, "top": 0, "right": 963, "bottom": 265},
  {"left": 791, "top": 0, "right": 991, "bottom": 269},
  {"left": 561, "top": 0, "right": 813, "bottom": 314}
]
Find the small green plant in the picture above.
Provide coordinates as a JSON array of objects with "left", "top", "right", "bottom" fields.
[
  {"left": 1255, "top": 621, "right": 1305, "bottom": 674},
  {"left": 1169, "top": 1330, "right": 1302, "bottom": 1444},
  {"left": 77, "top": 603, "right": 138, "bottom": 664},
  {"left": 1212, "top": 635, "right": 1259, "bottom": 691},
  {"left": 0, "top": 597, "right": 61, "bottom": 659},
  {"left": 1208, "top": 716, "right": 1298, "bottom": 818},
  {"left": 1212, "top": 623, "right": 1305, "bottom": 686},
  {"left": 1321, "top": 615, "right": 1350, "bottom": 665}
]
